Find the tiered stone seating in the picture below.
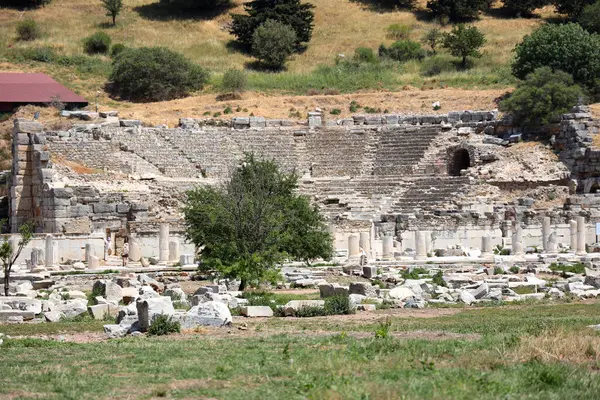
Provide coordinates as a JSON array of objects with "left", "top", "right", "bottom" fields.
[
  {"left": 373, "top": 126, "right": 441, "bottom": 176},
  {"left": 388, "top": 176, "right": 470, "bottom": 213},
  {"left": 305, "top": 130, "right": 369, "bottom": 177},
  {"left": 112, "top": 129, "right": 197, "bottom": 178}
]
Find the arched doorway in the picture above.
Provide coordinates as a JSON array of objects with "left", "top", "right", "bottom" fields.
[{"left": 449, "top": 149, "right": 470, "bottom": 176}]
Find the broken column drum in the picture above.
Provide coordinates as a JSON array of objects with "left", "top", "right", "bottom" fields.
[
  {"left": 348, "top": 234, "right": 359, "bottom": 261},
  {"left": 569, "top": 220, "right": 577, "bottom": 251},
  {"left": 415, "top": 231, "right": 427, "bottom": 260},
  {"left": 44, "top": 234, "right": 54, "bottom": 268},
  {"left": 577, "top": 216, "right": 587, "bottom": 255},
  {"left": 511, "top": 222, "right": 524, "bottom": 256},
  {"left": 382, "top": 235, "right": 393, "bottom": 261},
  {"left": 359, "top": 232, "right": 370, "bottom": 260},
  {"left": 481, "top": 234, "right": 492, "bottom": 257},
  {"left": 169, "top": 239, "right": 180, "bottom": 263}
]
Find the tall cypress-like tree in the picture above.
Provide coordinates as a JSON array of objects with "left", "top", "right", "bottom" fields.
[{"left": 230, "top": 0, "right": 315, "bottom": 49}]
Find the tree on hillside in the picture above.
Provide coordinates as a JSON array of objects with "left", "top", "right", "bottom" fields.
[
  {"left": 1, "top": 221, "right": 34, "bottom": 297},
  {"left": 426, "top": 0, "right": 490, "bottom": 22},
  {"left": 502, "top": 0, "right": 552, "bottom": 17},
  {"left": 230, "top": 0, "right": 314, "bottom": 49},
  {"left": 101, "top": 0, "right": 123, "bottom": 26},
  {"left": 159, "top": 0, "right": 232, "bottom": 10},
  {"left": 579, "top": 1, "right": 600, "bottom": 33},
  {"left": 110, "top": 47, "right": 209, "bottom": 102},
  {"left": 251, "top": 20, "right": 297, "bottom": 69},
  {"left": 4, "top": 0, "right": 51, "bottom": 8},
  {"left": 183, "top": 154, "right": 333, "bottom": 290},
  {"left": 552, "top": 0, "right": 595, "bottom": 17},
  {"left": 442, "top": 24, "right": 485, "bottom": 68},
  {"left": 511, "top": 23, "right": 600, "bottom": 95},
  {"left": 421, "top": 27, "right": 443, "bottom": 54},
  {"left": 499, "top": 67, "right": 583, "bottom": 126}
]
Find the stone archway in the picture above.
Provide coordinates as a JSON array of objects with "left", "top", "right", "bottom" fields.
[{"left": 448, "top": 148, "right": 471, "bottom": 176}]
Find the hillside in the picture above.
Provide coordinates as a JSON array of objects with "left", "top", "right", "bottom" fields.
[{"left": 0, "top": 0, "right": 558, "bottom": 119}]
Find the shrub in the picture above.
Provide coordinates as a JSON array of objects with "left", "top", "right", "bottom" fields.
[
  {"left": 401, "top": 267, "right": 428, "bottom": 279},
  {"left": 221, "top": 69, "right": 247, "bottom": 93},
  {"left": 148, "top": 314, "right": 180, "bottom": 336},
  {"left": 552, "top": 0, "right": 596, "bottom": 17},
  {"left": 324, "top": 294, "right": 354, "bottom": 315},
  {"left": 509, "top": 266, "right": 520, "bottom": 274},
  {"left": 420, "top": 54, "right": 455, "bottom": 76},
  {"left": 493, "top": 266, "right": 505, "bottom": 275},
  {"left": 511, "top": 23, "right": 600, "bottom": 93},
  {"left": 375, "top": 317, "right": 392, "bottom": 339},
  {"left": 499, "top": 67, "right": 583, "bottom": 126},
  {"left": 110, "top": 43, "right": 126, "bottom": 58},
  {"left": 330, "top": 108, "right": 341, "bottom": 115},
  {"left": 549, "top": 262, "right": 586, "bottom": 276},
  {"left": 110, "top": 47, "right": 208, "bottom": 102},
  {"left": 379, "top": 40, "right": 426, "bottom": 62},
  {"left": 442, "top": 24, "right": 485, "bottom": 68},
  {"left": 354, "top": 47, "right": 378, "bottom": 63},
  {"left": 294, "top": 305, "right": 327, "bottom": 317},
  {"left": 431, "top": 270, "right": 447, "bottom": 286},
  {"left": 502, "top": 0, "right": 551, "bottom": 17},
  {"left": 23, "top": 46, "right": 56, "bottom": 62},
  {"left": 83, "top": 31, "right": 112, "bottom": 55},
  {"left": 230, "top": 0, "right": 314, "bottom": 49},
  {"left": 386, "top": 24, "right": 412, "bottom": 40},
  {"left": 426, "top": 0, "right": 490, "bottom": 22},
  {"left": 16, "top": 19, "right": 40, "bottom": 41},
  {"left": 579, "top": 1, "right": 600, "bottom": 34},
  {"left": 251, "top": 20, "right": 297, "bottom": 69}
]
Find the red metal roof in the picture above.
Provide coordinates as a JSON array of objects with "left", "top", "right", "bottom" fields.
[{"left": 0, "top": 73, "right": 88, "bottom": 104}]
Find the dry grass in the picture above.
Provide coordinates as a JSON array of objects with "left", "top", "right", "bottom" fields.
[{"left": 511, "top": 328, "right": 600, "bottom": 366}]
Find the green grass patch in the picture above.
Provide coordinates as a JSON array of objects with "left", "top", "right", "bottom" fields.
[{"left": 549, "top": 262, "right": 586, "bottom": 276}]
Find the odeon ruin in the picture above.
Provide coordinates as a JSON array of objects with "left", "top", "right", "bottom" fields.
[{"left": 7, "top": 106, "right": 600, "bottom": 268}]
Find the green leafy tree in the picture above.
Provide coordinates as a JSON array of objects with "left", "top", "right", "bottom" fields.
[
  {"left": 251, "top": 20, "right": 297, "bottom": 69},
  {"left": 502, "top": 0, "right": 551, "bottom": 17},
  {"left": 499, "top": 67, "right": 583, "bottom": 126},
  {"left": 426, "top": 0, "right": 490, "bottom": 22},
  {"left": 512, "top": 23, "right": 600, "bottom": 93},
  {"left": 1, "top": 221, "right": 34, "bottom": 296},
  {"left": 101, "top": 0, "right": 123, "bottom": 26},
  {"left": 110, "top": 47, "right": 208, "bottom": 102},
  {"left": 159, "top": 0, "right": 231, "bottom": 9},
  {"left": 184, "top": 154, "right": 333, "bottom": 290},
  {"left": 421, "top": 27, "right": 443, "bottom": 54},
  {"left": 579, "top": 1, "right": 600, "bottom": 33},
  {"left": 552, "top": 0, "right": 595, "bottom": 17},
  {"left": 442, "top": 24, "right": 486, "bottom": 68},
  {"left": 230, "top": 0, "right": 314, "bottom": 49}
]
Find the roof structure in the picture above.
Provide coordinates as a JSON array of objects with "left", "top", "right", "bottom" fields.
[{"left": 0, "top": 73, "right": 88, "bottom": 104}]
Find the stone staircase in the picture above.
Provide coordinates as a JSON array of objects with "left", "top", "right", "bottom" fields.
[
  {"left": 387, "top": 176, "right": 471, "bottom": 214},
  {"left": 372, "top": 126, "right": 441, "bottom": 176}
]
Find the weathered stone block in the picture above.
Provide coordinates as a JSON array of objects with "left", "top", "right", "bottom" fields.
[
  {"left": 240, "top": 306, "right": 273, "bottom": 317},
  {"left": 92, "top": 203, "right": 116, "bottom": 214},
  {"left": 14, "top": 119, "right": 43, "bottom": 134}
]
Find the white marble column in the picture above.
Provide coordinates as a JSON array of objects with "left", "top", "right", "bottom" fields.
[
  {"left": 348, "top": 234, "right": 359, "bottom": 261},
  {"left": 577, "top": 216, "right": 587, "bottom": 255},
  {"left": 547, "top": 232, "right": 558, "bottom": 255},
  {"left": 382, "top": 235, "right": 393, "bottom": 261},
  {"left": 569, "top": 220, "right": 578, "bottom": 251},
  {"left": 85, "top": 243, "right": 94, "bottom": 265},
  {"left": 512, "top": 222, "right": 524, "bottom": 256},
  {"left": 542, "top": 217, "right": 551, "bottom": 252},
  {"left": 480, "top": 234, "right": 493, "bottom": 258},
  {"left": 129, "top": 237, "right": 141, "bottom": 262},
  {"left": 159, "top": 223, "right": 170, "bottom": 263},
  {"left": 415, "top": 231, "right": 427, "bottom": 260},
  {"left": 45, "top": 234, "right": 54, "bottom": 268},
  {"left": 169, "top": 239, "right": 180, "bottom": 263},
  {"left": 359, "top": 232, "right": 370, "bottom": 260}
]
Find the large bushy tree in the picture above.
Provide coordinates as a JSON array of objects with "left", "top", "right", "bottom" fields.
[
  {"left": 1, "top": 221, "right": 33, "bottom": 297},
  {"left": 230, "top": 0, "right": 314, "bottom": 49},
  {"left": 110, "top": 47, "right": 208, "bottom": 102},
  {"left": 579, "top": 0, "right": 600, "bottom": 33},
  {"left": 552, "top": 0, "right": 595, "bottom": 17},
  {"left": 512, "top": 23, "right": 600, "bottom": 93},
  {"left": 442, "top": 24, "right": 486, "bottom": 68},
  {"left": 499, "top": 67, "right": 583, "bottom": 126},
  {"left": 251, "top": 20, "right": 297, "bottom": 69},
  {"left": 502, "top": 0, "right": 551, "bottom": 17},
  {"left": 184, "top": 154, "right": 333, "bottom": 289},
  {"left": 426, "top": 0, "right": 490, "bottom": 22},
  {"left": 159, "top": 0, "right": 231, "bottom": 10}
]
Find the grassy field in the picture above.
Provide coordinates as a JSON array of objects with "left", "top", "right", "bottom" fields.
[
  {"left": 0, "top": 0, "right": 553, "bottom": 104},
  {"left": 1, "top": 301, "right": 600, "bottom": 399}
]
